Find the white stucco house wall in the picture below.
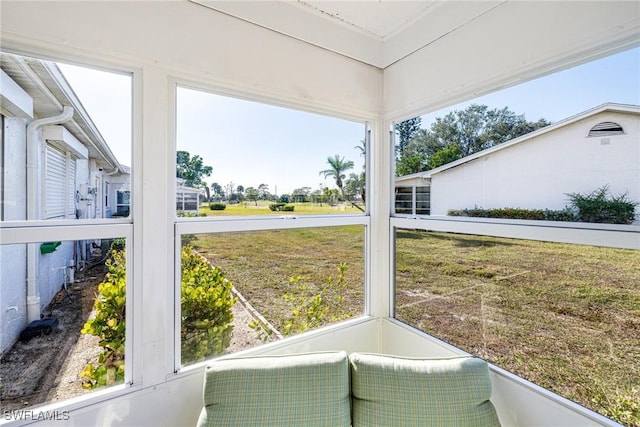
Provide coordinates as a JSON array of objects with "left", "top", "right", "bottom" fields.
[
  {"left": 396, "top": 103, "right": 640, "bottom": 221},
  {"left": 0, "top": 53, "right": 130, "bottom": 354}
]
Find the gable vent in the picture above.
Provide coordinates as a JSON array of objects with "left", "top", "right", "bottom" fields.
[{"left": 588, "top": 122, "right": 624, "bottom": 137}]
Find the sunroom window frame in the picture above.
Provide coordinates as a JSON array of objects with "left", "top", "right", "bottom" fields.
[
  {"left": 0, "top": 47, "right": 140, "bottom": 411},
  {"left": 170, "top": 79, "right": 374, "bottom": 373}
]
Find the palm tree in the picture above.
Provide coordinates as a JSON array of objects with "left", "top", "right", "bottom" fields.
[{"left": 319, "top": 154, "right": 354, "bottom": 198}]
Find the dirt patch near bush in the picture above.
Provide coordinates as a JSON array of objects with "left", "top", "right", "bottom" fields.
[
  {"left": 0, "top": 266, "right": 106, "bottom": 411},
  {"left": 0, "top": 264, "right": 269, "bottom": 413}
]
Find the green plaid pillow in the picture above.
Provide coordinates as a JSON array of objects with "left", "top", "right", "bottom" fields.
[
  {"left": 350, "top": 353, "right": 501, "bottom": 427},
  {"left": 197, "top": 351, "right": 351, "bottom": 427}
]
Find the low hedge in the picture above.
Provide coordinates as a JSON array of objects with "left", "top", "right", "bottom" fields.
[{"left": 448, "top": 207, "right": 576, "bottom": 222}]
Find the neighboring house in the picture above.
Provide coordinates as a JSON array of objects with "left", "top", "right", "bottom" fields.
[
  {"left": 176, "top": 178, "right": 203, "bottom": 214},
  {"left": 0, "top": 53, "right": 130, "bottom": 353},
  {"left": 395, "top": 103, "right": 640, "bottom": 221}
]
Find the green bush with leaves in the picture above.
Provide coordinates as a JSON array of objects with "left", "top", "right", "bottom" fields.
[
  {"left": 82, "top": 243, "right": 236, "bottom": 387},
  {"left": 448, "top": 207, "right": 576, "bottom": 221},
  {"left": 592, "top": 384, "right": 639, "bottom": 426},
  {"left": 81, "top": 244, "right": 126, "bottom": 389},
  {"left": 181, "top": 247, "right": 236, "bottom": 364},
  {"left": 567, "top": 185, "right": 638, "bottom": 224},
  {"left": 209, "top": 202, "right": 226, "bottom": 210},
  {"left": 283, "top": 263, "right": 349, "bottom": 336}
]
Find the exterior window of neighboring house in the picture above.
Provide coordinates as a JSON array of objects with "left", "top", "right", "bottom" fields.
[
  {"left": 176, "top": 191, "right": 199, "bottom": 212},
  {"left": 395, "top": 186, "right": 430, "bottom": 215},
  {"left": 588, "top": 121, "right": 624, "bottom": 136},
  {"left": 105, "top": 182, "right": 110, "bottom": 210},
  {"left": 395, "top": 187, "right": 413, "bottom": 214},
  {"left": 415, "top": 186, "right": 430, "bottom": 215},
  {"left": 45, "top": 143, "right": 76, "bottom": 219},
  {"left": 116, "top": 190, "right": 130, "bottom": 216}
]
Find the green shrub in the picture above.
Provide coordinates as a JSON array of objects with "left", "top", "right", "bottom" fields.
[
  {"left": 592, "top": 384, "right": 639, "bottom": 426},
  {"left": 181, "top": 247, "right": 236, "bottom": 364},
  {"left": 543, "top": 208, "right": 577, "bottom": 222},
  {"left": 81, "top": 246, "right": 126, "bottom": 389},
  {"left": 283, "top": 263, "right": 349, "bottom": 336},
  {"left": 268, "top": 203, "right": 286, "bottom": 211},
  {"left": 110, "top": 238, "right": 126, "bottom": 252},
  {"left": 177, "top": 211, "right": 206, "bottom": 217},
  {"left": 209, "top": 202, "right": 226, "bottom": 211},
  {"left": 82, "top": 244, "right": 236, "bottom": 387},
  {"left": 448, "top": 206, "right": 580, "bottom": 222},
  {"left": 567, "top": 185, "right": 638, "bottom": 224},
  {"left": 282, "top": 204, "right": 295, "bottom": 212}
]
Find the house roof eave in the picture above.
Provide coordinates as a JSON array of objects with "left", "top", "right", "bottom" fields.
[{"left": 397, "top": 102, "right": 640, "bottom": 180}]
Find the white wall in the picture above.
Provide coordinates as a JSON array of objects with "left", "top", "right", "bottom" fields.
[
  {"left": 430, "top": 111, "right": 640, "bottom": 216},
  {"left": 3, "top": 117, "right": 28, "bottom": 221},
  {"left": 0, "top": 243, "right": 27, "bottom": 354},
  {"left": 1, "top": 117, "right": 28, "bottom": 353}
]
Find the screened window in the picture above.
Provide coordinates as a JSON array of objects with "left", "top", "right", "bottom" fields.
[
  {"left": 394, "top": 187, "right": 413, "bottom": 214},
  {"left": 175, "top": 86, "right": 369, "bottom": 368},
  {"left": 115, "top": 190, "right": 130, "bottom": 217},
  {"left": 179, "top": 226, "right": 365, "bottom": 366},
  {"left": 0, "top": 51, "right": 134, "bottom": 414},
  {"left": 390, "top": 47, "right": 640, "bottom": 426},
  {"left": 176, "top": 87, "right": 367, "bottom": 216},
  {"left": 394, "top": 228, "right": 639, "bottom": 423}
]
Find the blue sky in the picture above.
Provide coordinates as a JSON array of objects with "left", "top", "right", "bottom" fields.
[
  {"left": 59, "top": 46, "right": 639, "bottom": 195},
  {"left": 420, "top": 47, "right": 640, "bottom": 125}
]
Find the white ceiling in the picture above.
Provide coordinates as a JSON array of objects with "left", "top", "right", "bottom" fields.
[
  {"left": 190, "top": 0, "right": 504, "bottom": 68},
  {"left": 292, "top": 1, "right": 442, "bottom": 40}
]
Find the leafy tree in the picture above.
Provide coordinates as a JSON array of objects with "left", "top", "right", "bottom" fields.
[
  {"left": 427, "top": 143, "right": 462, "bottom": 169},
  {"left": 344, "top": 172, "right": 365, "bottom": 201},
  {"left": 279, "top": 194, "right": 290, "bottom": 203},
  {"left": 396, "top": 104, "right": 550, "bottom": 175},
  {"left": 176, "top": 150, "right": 212, "bottom": 188},
  {"left": 245, "top": 187, "right": 259, "bottom": 206},
  {"left": 291, "top": 187, "right": 311, "bottom": 203},
  {"left": 319, "top": 154, "right": 354, "bottom": 198},
  {"left": 355, "top": 139, "right": 366, "bottom": 159},
  {"left": 395, "top": 117, "right": 422, "bottom": 157},
  {"left": 396, "top": 154, "right": 427, "bottom": 176},
  {"left": 257, "top": 183, "right": 270, "bottom": 200},
  {"left": 211, "top": 182, "right": 224, "bottom": 201}
]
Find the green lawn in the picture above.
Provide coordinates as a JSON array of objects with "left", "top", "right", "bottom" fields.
[
  {"left": 189, "top": 226, "right": 365, "bottom": 334},
  {"left": 395, "top": 230, "right": 639, "bottom": 426},
  {"left": 198, "top": 201, "right": 364, "bottom": 216},
  {"left": 188, "top": 223, "right": 639, "bottom": 425}
]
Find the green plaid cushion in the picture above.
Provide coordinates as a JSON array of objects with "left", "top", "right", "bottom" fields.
[
  {"left": 197, "top": 351, "right": 351, "bottom": 427},
  {"left": 350, "top": 353, "right": 501, "bottom": 427}
]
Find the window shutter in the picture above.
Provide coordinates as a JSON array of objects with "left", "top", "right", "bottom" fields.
[
  {"left": 45, "top": 144, "right": 66, "bottom": 219},
  {"left": 68, "top": 157, "right": 76, "bottom": 217}
]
